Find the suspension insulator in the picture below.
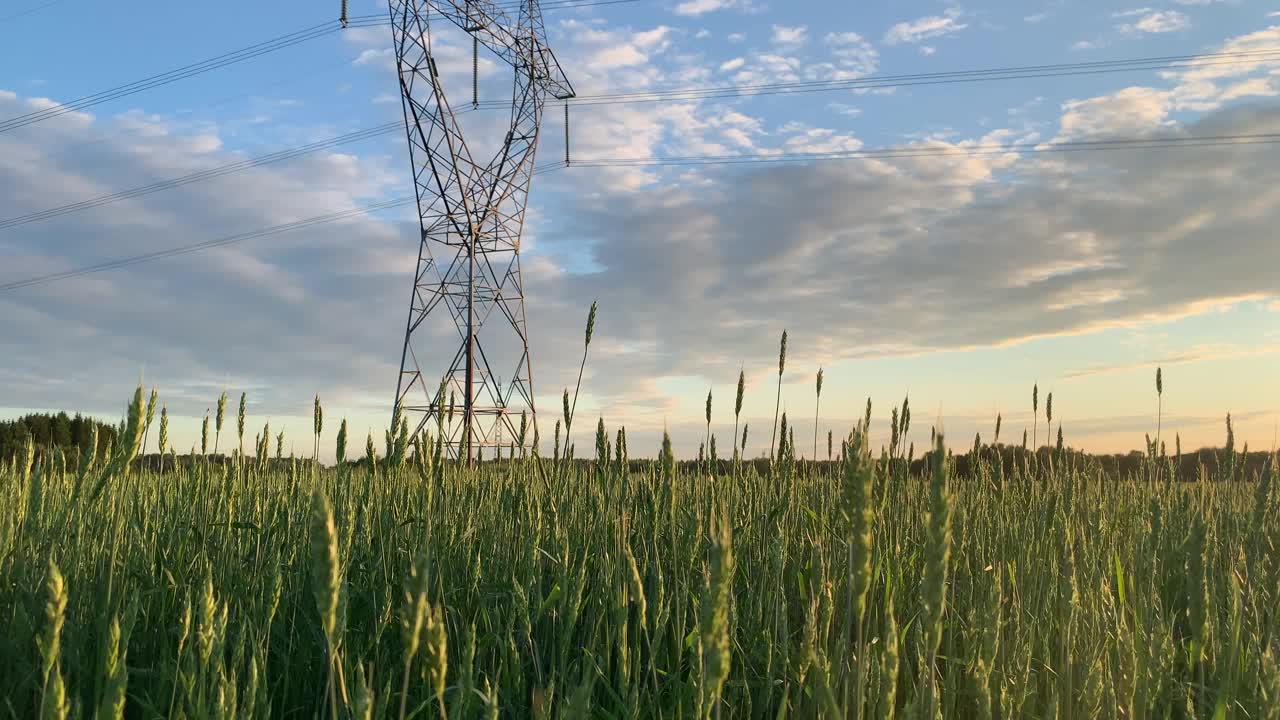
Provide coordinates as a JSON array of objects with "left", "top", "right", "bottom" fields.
[
  {"left": 473, "top": 36, "right": 479, "bottom": 108},
  {"left": 564, "top": 102, "right": 571, "bottom": 166},
  {"left": 340, "top": 0, "right": 348, "bottom": 27}
]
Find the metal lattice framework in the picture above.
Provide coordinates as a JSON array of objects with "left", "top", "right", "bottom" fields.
[{"left": 389, "top": 0, "right": 571, "bottom": 461}]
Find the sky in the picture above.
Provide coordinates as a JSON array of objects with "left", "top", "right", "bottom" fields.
[{"left": 1, "top": 0, "right": 1279, "bottom": 461}]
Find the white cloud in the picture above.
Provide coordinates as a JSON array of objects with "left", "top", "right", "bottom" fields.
[
  {"left": 673, "top": 0, "right": 743, "bottom": 16},
  {"left": 1025, "top": 13, "right": 1047, "bottom": 23},
  {"left": 1057, "top": 86, "right": 1172, "bottom": 139},
  {"left": 0, "top": 92, "right": 406, "bottom": 417},
  {"left": 1071, "top": 39, "right": 1105, "bottom": 51},
  {"left": 544, "top": 19, "right": 773, "bottom": 190},
  {"left": 884, "top": 9, "right": 969, "bottom": 45},
  {"left": 822, "top": 32, "right": 879, "bottom": 78},
  {"left": 536, "top": 102, "right": 1280, "bottom": 422},
  {"left": 726, "top": 32, "right": 746, "bottom": 43},
  {"left": 828, "top": 102, "right": 862, "bottom": 117},
  {"left": 1118, "top": 9, "right": 1191, "bottom": 34},
  {"left": 1167, "top": 26, "right": 1280, "bottom": 111},
  {"left": 353, "top": 47, "right": 393, "bottom": 67},
  {"left": 771, "top": 24, "right": 809, "bottom": 47},
  {"left": 573, "top": 25, "right": 672, "bottom": 69},
  {"left": 1064, "top": 343, "right": 1280, "bottom": 378},
  {"left": 8, "top": 19, "right": 1280, "bottom": 454},
  {"left": 781, "top": 125, "right": 864, "bottom": 154}
]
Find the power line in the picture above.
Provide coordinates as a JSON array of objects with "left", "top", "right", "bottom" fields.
[
  {"left": 0, "top": 0, "right": 640, "bottom": 134},
  {"left": 0, "top": 123, "right": 399, "bottom": 231},
  {"left": 570, "top": 48, "right": 1280, "bottom": 101},
  {"left": 0, "top": 20, "right": 342, "bottom": 135},
  {"left": 3, "top": 131, "right": 1274, "bottom": 294},
  {"left": 0, "top": 197, "right": 416, "bottom": 293},
  {"left": 39, "top": 56, "right": 360, "bottom": 166},
  {"left": 0, "top": 0, "right": 66, "bottom": 23},
  {"left": 0, "top": 107, "right": 485, "bottom": 232},
  {"left": 9, "top": 45, "right": 1274, "bottom": 231},
  {"left": 564, "top": 131, "right": 1280, "bottom": 169},
  {"left": 3, "top": 5, "right": 1267, "bottom": 135},
  {"left": 463, "top": 48, "right": 1280, "bottom": 109}
]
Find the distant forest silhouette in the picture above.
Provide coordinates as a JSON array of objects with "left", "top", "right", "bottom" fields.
[
  {"left": 0, "top": 412, "right": 118, "bottom": 461},
  {"left": 1, "top": 412, "right": 1273, "bottom": 483}
]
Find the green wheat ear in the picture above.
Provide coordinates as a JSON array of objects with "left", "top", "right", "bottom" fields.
[
  {"left": 920, "top": 431, "right": 952, "bottom": 718},
  {"left": 143, "top": 387, "right": 157, "bottom": 435},
  {"left": 38, "top": 558, "right": 69, "bottom": 720},
  {"left": 585, "top": 299, "right": 598, "bottom": 348},
  {"left": 336, "top": 419, "right": 348, "bottom": 466},
  {"left": 309, "top": 489, "right": 342, "bottom": 649},
  {"left": 365, "top": 432, "right": 377, "bottom": 477},
  {"left": 698, "top": 513, "right": 734, "bottom": 720},
  {"left": 735, "top": 370, "right": 745, "bottom": 417}
]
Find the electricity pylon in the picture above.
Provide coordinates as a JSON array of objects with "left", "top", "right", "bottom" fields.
[{"left": 389, "top": 0, "right": 572, "bottom": 463}]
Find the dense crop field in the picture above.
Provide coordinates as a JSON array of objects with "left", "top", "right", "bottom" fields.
[{"left": 1, "top": 387, "right": 1278, "bottom": 719}]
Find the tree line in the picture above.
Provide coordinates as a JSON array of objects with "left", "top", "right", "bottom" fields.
[{"left": 0, "top": 412, "right": 118, "bottom": 463}]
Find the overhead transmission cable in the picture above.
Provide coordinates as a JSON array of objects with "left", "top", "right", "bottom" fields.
[
  {"left": 0, "top": 197, "right": 417, "bottom": 293},
  {"left": 566, "top": 131, "right": 1280, "bottom": 169},
  {"left": 2, "top": 130, "right": 1276, "bottom": 294},
  {"left": 0, "top": 108, "right": 485, "bottom": 231},
  {"left": 0, "top": 123, "right": 398, "bottom": 230},
  {"left": 0, "top": 21, "right": 341, "bottom": 134},
  {"left": 0, "top": 0, "right": 639, "bottom": 135},
  {"left": 465, "top": 47, "right": 1280, "bottom": 109},
  {"left": 0, "top": 0, "right": 66, "bottom": 24},
  {"left": 5, "top": 44, "right": 1274, "bottom": 228},
  {"left": 5, "top": 47, "right": 1276, "bottom": 231}
]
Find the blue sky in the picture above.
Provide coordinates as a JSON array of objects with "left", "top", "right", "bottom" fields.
[{"left": 2, "top": 0, "right": 1279, "bottom": 459}]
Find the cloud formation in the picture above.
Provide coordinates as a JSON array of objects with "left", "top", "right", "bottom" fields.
[
  {"left": 529, "top": 99, "right": 1280, "bottom": 425},
  {"left": 1116, "top": 9, "right": 1192, "bottom": 34},
  {"left": 673, "top": 0, "right": 749, "bottom": 17},
  {"left": 884, "top": 9, "right": 969, "bottom": 45},
  {"left": 3, "top": 15, "right": 1280, "bottom": 457}
]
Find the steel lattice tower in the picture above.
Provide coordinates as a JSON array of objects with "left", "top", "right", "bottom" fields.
[{"left": 388, "top": 0, "right": 572, "bottom": 461}]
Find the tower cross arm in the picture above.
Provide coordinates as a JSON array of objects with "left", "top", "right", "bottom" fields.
[{"left": 427, "top": 0, "right": 575, "bottom": 99}]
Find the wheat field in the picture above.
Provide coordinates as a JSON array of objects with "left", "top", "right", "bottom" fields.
[{"left": 1, "top": 381, "right": 1278, "bottom": 719}]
